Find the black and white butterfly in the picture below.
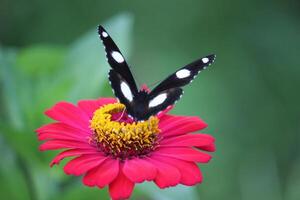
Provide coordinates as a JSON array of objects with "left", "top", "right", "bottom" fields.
[{"left": 98, "top": 25, "right": 215, "bottom": 121}]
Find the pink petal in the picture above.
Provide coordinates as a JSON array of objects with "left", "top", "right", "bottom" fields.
[
  {"left": 36, "top": 122, "right": 90, "bottom": 135},
  {"left": 159, "top": 115, "right": 207, "bottom": 137},
  {"left": 83, "top": 158, "right": 119, "bottom": 188},
  {"left": 146, "top": 157, "right": 181, "bottom": 188},
  {"left": 153, "top": 147, "right": 212, "bottom": 163},
  {"left": 109, "top": 166, "right": 135, "bottom": 200},
  {"left": 38, "top": 132, "right": 87, "bottom": 142},
  {"left": 157, "top": 105, "right": 174, "bottom": 118},
  {"left": 160, "top": 133, "right": 215, "bottom": 152},
  {"left": 153, "top": 155, "right": 202, "bottom": 186},
  {"left": 37, "top": 123, "right": 90, "bottom": 142},
  {"left": 50, "top": 148, "right": 99, "bottom": 167},
  {"left": 45, "top": 102, "right": 90, "bottom": 132},
  {"left": 123, "top": 158, "right": 157, "bottom": 183},
  {"left": 199, "top": 143, "right": 216, "bottom": 152},
  {"left": 140, "top": 84, "right": 150, "bottom": 92},
  {"left": 159, "top": 115, "right": 200, "bottom": 128},
  {"left": 78, "top": 98, "right": 116, "bottom": 118},
  {"left": 158, "top": 114, "right": 173, "bottom": 122},
  {"left": 39, "top": 140, "right": 93, "bottom": 151},
  {"left": 64, "top": 154, "right": 106, "bottom": 176}
]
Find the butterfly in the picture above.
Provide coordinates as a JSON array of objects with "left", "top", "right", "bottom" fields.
[{"left": 98, "top": 25, "right": 215, "bottom": 121}]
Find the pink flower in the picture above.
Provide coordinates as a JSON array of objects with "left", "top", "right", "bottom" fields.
[{"left": 36, "top": 97, "right": 215, "bottom": 200}]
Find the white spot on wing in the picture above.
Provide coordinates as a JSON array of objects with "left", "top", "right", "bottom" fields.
[
  {"left": 176, "top": 69, "right": 191, "bottom": 79},
  {"left": 111, "top": 51, "right": 124, "bottom": 63},
  {"left": 149, "top": 93, "right": 167, "bottom": 108},
  {"left": 102, "top": 31, "right": 108, "bottom": 38},
  {"left": 120, "top": 81, "right": 133, "bottom": 101},
  {"left": 202, "top": 57, "right": 209, "bottom": 63}
]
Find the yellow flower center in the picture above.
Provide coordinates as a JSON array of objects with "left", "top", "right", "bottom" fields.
[{"left": 90, "top": 103, "right": 160, "bottom": 159}]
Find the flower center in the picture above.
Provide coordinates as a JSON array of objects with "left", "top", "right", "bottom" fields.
[{"left": 90, "top": 103, "right": 160, "bottom": 160}]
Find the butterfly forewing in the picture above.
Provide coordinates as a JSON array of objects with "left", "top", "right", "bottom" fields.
[
  {"left": 150, "top": 54, "right": 215, "bottom": 94},
  {"left": 98, "top": 26, "right": 138, "bottom": 94}
]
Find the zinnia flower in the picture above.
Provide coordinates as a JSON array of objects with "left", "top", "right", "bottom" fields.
[{"left": 36, "top": 97, "right": 215, "bottom": 200}]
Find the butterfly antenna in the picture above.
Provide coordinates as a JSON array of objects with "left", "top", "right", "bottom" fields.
[{"left": 116, "top": 106, "right": 126, "bottom": 121}]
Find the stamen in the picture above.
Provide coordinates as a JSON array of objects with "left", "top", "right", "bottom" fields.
[{"left": 90, "top": 103, "right": 160, "bottom": 160}]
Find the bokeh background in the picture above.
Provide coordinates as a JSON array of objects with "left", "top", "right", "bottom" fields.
[{"left": 1, "top": 0, "right": 300, "bottom": 200}]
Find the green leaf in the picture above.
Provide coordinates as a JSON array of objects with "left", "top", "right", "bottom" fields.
[
  {"left": 58, "top": 183, "right": 109, "bottom": 200},
  {"left": 0, "top": 135, "right": 32, "bottom": 200},
  {"left": 0, "top": 48, "right": 24, "bottom": 129},
  {"left": 16, "top": 45, "right": 66, "bottom": 76}
]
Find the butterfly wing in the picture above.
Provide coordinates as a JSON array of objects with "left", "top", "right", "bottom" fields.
[
  {"left": 99, "top": 26, "right": 215, "bottom": 120},
  {"left": 98, "top": 25, "right": 138, "bottom": 97},
  {"left": 146, "top": 54, "right": 216, "bottom": 116},
  {"left": 108, "top": 70, "right": 138, "bottom": 116},
  {"left": 143, "top": 88, "right": 183, "bottom": 119},
  {"left": 150, "top": 54, "right": 216, "bottom": 94}
]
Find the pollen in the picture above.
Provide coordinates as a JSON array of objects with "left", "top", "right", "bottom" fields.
[{"left": 90, "top": 103, "right": 160, "bottom": 159}]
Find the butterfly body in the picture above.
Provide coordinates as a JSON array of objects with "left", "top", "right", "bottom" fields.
[
  {"left": 98, "top": 25, "right": 215, "bottom": 121},
  {"left": 129, "top": 90, "right": 151, "bottom": 120}
]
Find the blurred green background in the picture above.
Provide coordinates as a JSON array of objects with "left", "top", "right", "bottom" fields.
[{"left": 1, "top": 0, "right": 300, "bottom": 200}]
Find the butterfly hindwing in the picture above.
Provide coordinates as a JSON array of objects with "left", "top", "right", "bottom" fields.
[
  {"left": 150, "top": 54, "right": 215, "bottom": 94},
  {"left": 108, "top": 70, "right": 136, "bottom": 114},
  {"left": 98, "top": 25, "right": 138, "bottom": 94},
  {"left": 144, "top": 88, "right": 183, "bottom": 119}
]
